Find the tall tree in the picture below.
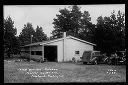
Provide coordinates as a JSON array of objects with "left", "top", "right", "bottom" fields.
[
  {"left": 51, "top": 5, "right": 84, "bottom": 39},
  {"left": 19, "top": 23, "right": 35, "bottom": 46},
  {"left": 94, "top": 16, "right": 109, "bottom": 52},
  {"left": 115, "top": 11, "right": 125, "bottom": 51},
  {"left": 51, "top": 8, "right": 72, "bottom": 39},
  {"left": 51, "top": 5, "right": 95, "bottom": 43},
  {"left": 70, "top": 5, "right": 82, "bottom": 37},
  {"left": 34, "top": 26, "right": 48, "bottom": 42},
  {"left": 78, "top": 11, "right": 95, "bottom": 43},
  {"left": 4, "top": 16, "right": 19, "bottom": 57},
  {"left": 95, "top": 10, "right": 125, "bottom": 53}
]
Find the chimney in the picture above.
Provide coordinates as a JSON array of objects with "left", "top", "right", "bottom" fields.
[{"left": 63, "top": 32, "right": 66, "bottom": 38}]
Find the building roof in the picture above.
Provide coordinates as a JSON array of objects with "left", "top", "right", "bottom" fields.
[
  {"left": 20, "top": 37, "right": 64, "bottom": 47},
  {"left": 21, "top": 35, "right": 96, "bottom": 47},
  {"left": 67, "top": 35, "right": 96, "bottom": 46}
]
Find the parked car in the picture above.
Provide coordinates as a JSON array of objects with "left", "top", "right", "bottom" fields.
[{"left": 81, "top": 51, "right": 104, "bottom": 65}]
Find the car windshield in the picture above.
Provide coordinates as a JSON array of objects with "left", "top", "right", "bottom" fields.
[{"left": 92, "top": 52, "right": 100, "bottom": 56}]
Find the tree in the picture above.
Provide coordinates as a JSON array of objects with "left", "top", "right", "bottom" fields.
[
  {"left": 51, "top": 5, "right": 83, "bottom": 39},
  {"left": 4, "top": 16, "right": 19, "bottom": 58},
  {"left": 11, "top": 36, "right": 21, "bottom": 54},
  {"left": 19, "top": 23, "right": 35, "bottom": 46},
  {"left": 70, "top": 5, "right": 82, "bottom": 37},
  {"left": 51, "top": 8, "right": 72, "bottom": 39},
  {"left": 19, "top": 24, "right": 48, "bottom": 46},
  {"left": 78, "top": 11, "right": 95, "bottom": 43},
  {"left": 34, "top": 26, "right": 48, "bottom": 42},
  {"left": 95, "top": 10, "right": 125, "bottom": 53},
  {"left": 51, "top": 5, "right": 95, "bottom": 43},
  {"left": 115, "top": 11, "right": 125, "bottom": 51}
]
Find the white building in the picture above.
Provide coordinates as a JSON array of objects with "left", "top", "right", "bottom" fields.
[{"left": 21, "top": 33, "right": 96, "bottom": 62}]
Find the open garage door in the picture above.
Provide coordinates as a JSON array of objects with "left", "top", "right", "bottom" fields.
[{"left": 44, "top": 45, "right": 57, "bottom": 62}]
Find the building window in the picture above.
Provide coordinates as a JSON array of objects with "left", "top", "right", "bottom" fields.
[
  {"left": 75, "top": 51, "right": 79, "bottom": 54},
  {"left": 31, "top": 51, "right": 35, "bottom": 55},
  {"left": 36, "top": 51, "right": 42, "bottom": 55}
]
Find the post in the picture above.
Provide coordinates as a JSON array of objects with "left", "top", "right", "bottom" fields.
[
  {"left": 42, "top": 45, "right": 44, "bottom": 62},
  {"left": 29, "top": 46, "right": 31, "bottom": 62},
  {"left": 30, "top": 35, "right": 33, "bottom": 62}
]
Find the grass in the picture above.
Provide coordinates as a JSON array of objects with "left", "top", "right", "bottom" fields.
[{"left": 4, "top": 58, "right": 126, "bottom": 83}]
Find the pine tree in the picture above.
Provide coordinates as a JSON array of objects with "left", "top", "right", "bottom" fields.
[{"left": 4, "top": 16, "right": 19, "bottom": 58}]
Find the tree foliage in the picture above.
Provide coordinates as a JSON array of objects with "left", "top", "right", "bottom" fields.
[
  {"left": 4, "top": 16, "right": 20, "bottom": 57},
  {"left": 19, "top": 23, "right": 35, "bottom": 46},
  {"left": 51, "top": 5, "right": 95, "bottom": 43},
  {"left": 51, "top": 8, "right": 73, "bottom": 39},
  {"left": 78, "top": 11, "right": 95, "bottom": 43},
  {"left": 95, "top": 10, "right": 125, "bottom": 53},
  {"left": 19, "top": 23, "right": 47, "bottom": 46},
  {"left": 34, "top": 26, "right": 48, "bottom": 42},
  {"left": 52, "top": 6, "right": 85, "bottom": 39}
]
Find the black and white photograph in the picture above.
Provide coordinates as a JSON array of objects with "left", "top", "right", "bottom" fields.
[{"left": 4, "top": 5, "right": 126, "bottom": 83}]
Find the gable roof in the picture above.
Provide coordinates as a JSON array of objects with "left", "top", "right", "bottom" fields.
[
  {"left": 20, "top": 37, "right": 64, "bottom": 47},
  {"left": 21, "top": 35, "right": 96, "bottom": 47}
]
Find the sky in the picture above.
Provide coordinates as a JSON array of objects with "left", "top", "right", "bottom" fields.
[{"left": 4, "top": 5, "right": 125, "bottom": 37}]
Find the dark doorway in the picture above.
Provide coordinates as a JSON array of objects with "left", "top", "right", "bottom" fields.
[{"left": 44, "top": 45, "right": 57, "bottom": 62}]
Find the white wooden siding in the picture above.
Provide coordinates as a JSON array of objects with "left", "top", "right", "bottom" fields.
[{"left": 65, "top": 38, "right": 93, "bottom": 61}]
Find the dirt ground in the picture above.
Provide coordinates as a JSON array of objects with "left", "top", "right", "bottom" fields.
[{"left": 4, "top": 59, "right": 126, "bottom": 83}]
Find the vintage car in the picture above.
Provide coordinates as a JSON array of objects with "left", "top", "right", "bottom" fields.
[{"left": 81, "top": 51, "right": 105, "bottom": 65}]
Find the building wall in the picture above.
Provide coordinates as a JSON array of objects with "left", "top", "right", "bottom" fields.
[
  {"left": 21, "top": 41, "right": 64, "bottom": 62},
  {"left": 21, "top": 45, "right": 43, "bottom": 60},
  {"left": 21, "top": 38, "right": 94, "bottom": 62},
  {"left": 65, "top": 38, "right": 93, "bottom": 61},
  {"left": 45, "top": 40, "right": 63, "bottom": 62}
]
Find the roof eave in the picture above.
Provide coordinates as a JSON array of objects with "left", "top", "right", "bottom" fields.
[
  {"left": 67, "top": 35, "right": 96, "bottom": 46},
  {"left": 40, "top": 38, "right": 64, "bottom": 45},
  {"left": 20, "top": 43, "right": 42, "bottom": 47}
]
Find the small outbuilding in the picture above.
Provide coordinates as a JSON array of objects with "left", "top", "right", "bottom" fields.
[{"left": 21, "top": 32, "right": 96, "bottom": 62}]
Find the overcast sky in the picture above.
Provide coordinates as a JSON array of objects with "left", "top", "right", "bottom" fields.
[{"left": 4, "top": 5, "right": 125, "bottom": 37}]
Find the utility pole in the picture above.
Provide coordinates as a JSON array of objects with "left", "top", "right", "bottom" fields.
[{"left": 30, "top": 35, "right": 33, "bottom": 62}]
